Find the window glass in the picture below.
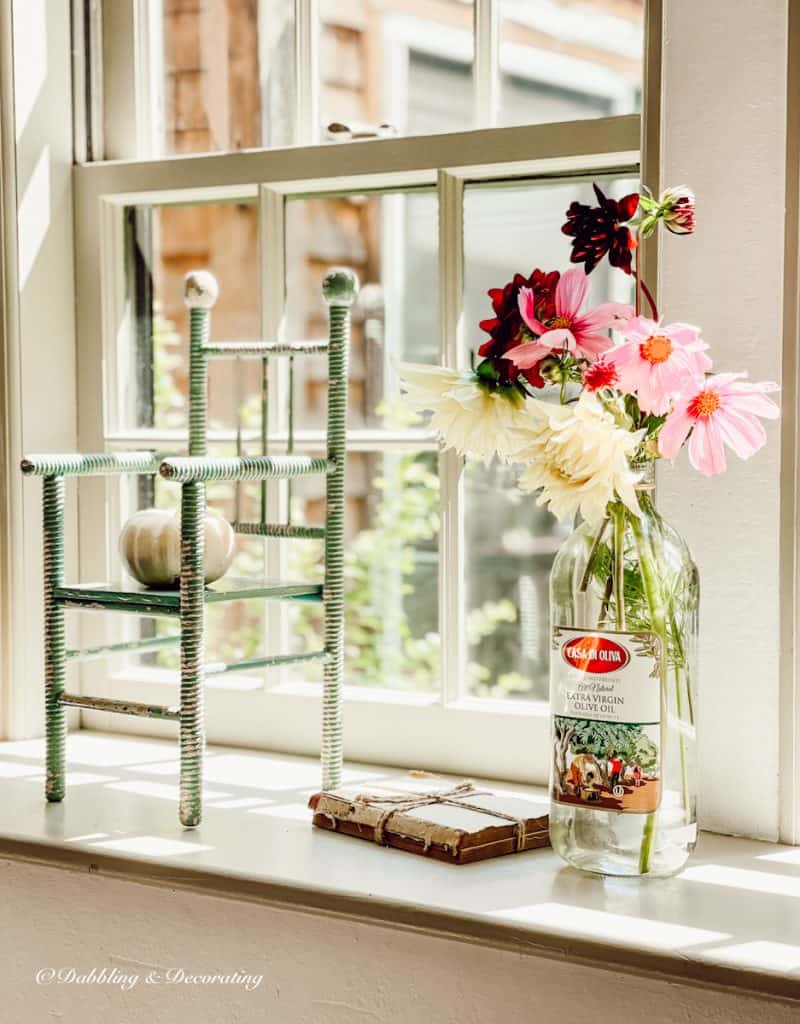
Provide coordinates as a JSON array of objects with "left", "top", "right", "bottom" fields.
[
  {"left": 498, "top": 0, "right": 644, "bottom": 128},
  {"left": 463, "top": 176, "right": 637, "bottom": 700},
  {"left": 285, "top": 191, "right": 439, "bottom": 430},
  {"left": 123, "top": 200, "right": 260, "bottom": 433},
  {"left": 320, "top": 0, "right": 474, "bottom": 140},
  {"left": 126, "top": 448, "right": 440, "bottom": 693},
  {"left": 161, "top": 0, "right": 294, "bottom": 154},
  {"left": 284, "top": 449, "right": 440, "bottom": 692}
]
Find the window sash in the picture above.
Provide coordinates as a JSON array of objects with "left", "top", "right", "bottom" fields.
[
  {"left": 73, "top": 116, "right": 641, "bottom": 778},
  {"left": 75, "top": 0, "right": 657, "bottom": 785}
]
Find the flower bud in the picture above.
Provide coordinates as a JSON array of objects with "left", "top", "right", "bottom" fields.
[{"left": 658, "top": 185, "right": 695, "bottom": 235}]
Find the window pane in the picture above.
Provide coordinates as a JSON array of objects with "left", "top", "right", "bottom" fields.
[
  {"left": 320, "top": 0, "right": 474, "bottom": 140},
  {"left": 284, "top": 448, "right": 440, "bottom": 693},
  {"left": 465, "top": 460, "right": 568, "bottom": 701},
  {"left": 499, "top": 1, "right": 643, "bottom": 128},
  {"left": 122, "top": 200, "right": 259, "bottom": 433},
  {"left": 464, "top": 176, "right": 637, "bottom": 362},
  {"left": 161, "top": 0, "right": 294, "bottom": 154},
  {"left": 463, "top": 176, "right": 637, "bottom": 700},
  {"left": 286, "top": 191, "right": 438, "bottom": 429}
]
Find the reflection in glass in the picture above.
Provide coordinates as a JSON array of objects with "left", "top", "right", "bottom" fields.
[
  {"left": 285, "top": 192, "right": 438, "bottom": 430},
  {"left": 124, "top": 200, "right": 259, "bottom": 433},
  {"left": 160, "top": 0, "right": 295, "bottom": 154},
  {"left": 499, "top": 0, "right": 643, "bottom": 128},
  {"left": 320, "top": 0, "right": 474, "bottom": 138}
]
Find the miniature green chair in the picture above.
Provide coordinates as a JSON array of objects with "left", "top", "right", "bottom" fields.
[{"left": 21, "top": 267, "right": 358, "bottom": 826}]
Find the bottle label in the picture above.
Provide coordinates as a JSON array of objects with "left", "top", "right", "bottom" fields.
[{"left": 551, "top": 626, "right": 662, "bottom": 814}]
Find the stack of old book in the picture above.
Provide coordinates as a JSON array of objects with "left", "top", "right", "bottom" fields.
[{"left": 309, "top": 777, "right": 550, "bottom": 865}]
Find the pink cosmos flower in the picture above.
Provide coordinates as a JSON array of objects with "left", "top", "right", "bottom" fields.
[
  {"left": 603, "top": 316, "right": 712, "bottom": 415},
  {"left": 507, "top": 267, "right": 633, "bottom": 370},
  {"left": 658, "top": 374, "right": 779, "bottom": 476}
]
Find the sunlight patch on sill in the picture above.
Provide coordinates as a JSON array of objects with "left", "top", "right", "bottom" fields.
[
  {"left": 87, "top": 836, "right": 214, "bottom": 858},
  {"left": 488, "top": 902, "right": 729, "bottom": 950},
  {"left": 105, "top": 781, "right": 233, "bottom": 802},
  {"left": 757, "top": 847, "right": 800, "bottom": 866},
  {"left": 680, "top": 864, "right": 800, "bottom": 899},
  {"left": 700, "top": 940, "right": 800, "bottom": 974}
]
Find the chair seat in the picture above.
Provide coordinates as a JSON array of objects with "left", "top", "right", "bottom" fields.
[{"left": 54, "top": 577, "right": 323, "bottom": 614}]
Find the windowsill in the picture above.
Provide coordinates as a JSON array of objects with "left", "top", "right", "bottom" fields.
[{"left": 0, "top": 731, "right": 798, "bottom": 1003}]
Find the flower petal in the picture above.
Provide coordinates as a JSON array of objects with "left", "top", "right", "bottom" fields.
[
  {"left": 715, "top": 406, "right": 767, "bottom": 460},
  {"left": 688, "top": 417, "right": 727, "bottom": 476},
  {"left": 555, "top": 267, "right": 589, "bottom": 318},
  {"left": 576, "top": 302, "right": 635, "bottom": 333},
  {"left": 658, "top": 403, "right": 694, "bottom": 461},
  {"left": 574, "top": 332, "right": 614, "bottom": 360},
  {"left": 505, "top": 340, "right": 551, "bottom": 369}
]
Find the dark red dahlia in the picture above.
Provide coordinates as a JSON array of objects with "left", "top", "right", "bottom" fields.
[
  {"left": 478, "top": 269, "right": 559, "bottom": 387},
  {"left": 562, "top": 183, "right": 639, "bottom": 275}
]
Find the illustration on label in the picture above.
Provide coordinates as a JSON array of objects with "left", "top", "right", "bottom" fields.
[{"left": 551, "top": 626, "right": 662, "bottom": 814}]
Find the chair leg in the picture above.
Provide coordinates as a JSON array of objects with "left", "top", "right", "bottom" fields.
[
  {"left": 43, "top": 476, "right": 66, "bottom": 802},
  {"left": 179, "top": 480, "right": 205, "bottom": 827},
  {"left": 321, "top": 290, "right": 353, "bottom": 791}
]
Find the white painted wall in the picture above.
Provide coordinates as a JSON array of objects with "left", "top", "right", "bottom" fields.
[
  {"left": 658, "top": 1, "right": 788, "bottom": 839},
  {"left": 0, "top": 0, "right": 79, "bottom": 740},
  {"left": 0, "top": 857, "right": 794, "bottom": 1024}
]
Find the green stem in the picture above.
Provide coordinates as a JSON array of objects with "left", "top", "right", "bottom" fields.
[
  {"left": 579, "top": 516, "right": 609, "bottom": 593},
  {"left": 627, "top": 510, "right": 668, "bottom": 875},
  {"left": 612, "top": 504, "right": 626, "bottom": 630},
  {"left": 639, "top": 494, "right": 694, "bottom": 823}
]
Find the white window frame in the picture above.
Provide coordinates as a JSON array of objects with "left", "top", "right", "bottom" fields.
[{"left": 67, "top": 0, "right": 659, "bottom": 783}]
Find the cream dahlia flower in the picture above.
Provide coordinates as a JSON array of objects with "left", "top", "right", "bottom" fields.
[
  {"left": 397, "top": 362, "right": 530, "bottom": 463},
  {"left": 513, "top": 392, "right": 645, "bottom": 525}
]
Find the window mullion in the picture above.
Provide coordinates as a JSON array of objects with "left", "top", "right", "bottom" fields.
[
  {"left": 294, "top": 0, "right": 320, "bottom": 145},
  {"left": 474, "top": 0, "right": 499, "bottom": 129},
  {"left": 259, "top": 186, "right": 291, "bottom": 683},
  {"left": 438, "top": 170, "right": 466, "bottom": 706}
]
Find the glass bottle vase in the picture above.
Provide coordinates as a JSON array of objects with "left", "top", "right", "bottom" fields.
[{"left": 548, "top": 461, "right": 698, "bottom": 877}]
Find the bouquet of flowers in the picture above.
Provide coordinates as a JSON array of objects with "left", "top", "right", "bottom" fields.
[
  {"left": 399, "top": 183, "right": 778, "bottom": 525},
  {"left": 399, "top": 183, "right": 780, "bottom": 877}
]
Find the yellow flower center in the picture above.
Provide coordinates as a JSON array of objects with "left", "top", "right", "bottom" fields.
[
  {"left": 640, "top": 335, "right": 673, "bottom": 364},
  {"left": 550, "top": 315, "right": 572, "bottom": 329},
  {"left": 688, "top": 390, "right": 721, "bottom": 418}
]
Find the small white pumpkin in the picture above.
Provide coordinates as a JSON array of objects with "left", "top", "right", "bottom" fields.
[{"left": 119, "top": 508, "right": 235, "bottom": 588}]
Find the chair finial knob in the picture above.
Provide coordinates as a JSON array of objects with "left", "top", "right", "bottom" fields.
[
  {"left": 184, "top": 270, "right": 219, "bottom": 309},
  {"left": 322, "top": 267, "right": 359, "bottom": 307}
]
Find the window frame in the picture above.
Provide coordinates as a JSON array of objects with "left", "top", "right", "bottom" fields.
[{"left": 70, "top": 0, "right": 658, "bottom": 783}]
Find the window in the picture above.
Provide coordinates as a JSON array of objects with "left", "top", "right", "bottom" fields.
[{"left": 73, "top": 0, "right": 653, "bottom": 780}]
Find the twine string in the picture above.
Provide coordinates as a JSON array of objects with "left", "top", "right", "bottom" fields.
[{"left": 354, "top": 781, "right": 528, "bottom": 852}]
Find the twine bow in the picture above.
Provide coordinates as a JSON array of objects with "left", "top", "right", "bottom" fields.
[{"left": 354, "top": 781, "right": 529, "bottom": 852}]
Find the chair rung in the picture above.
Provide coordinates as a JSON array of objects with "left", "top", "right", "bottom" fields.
[
  {"left": 233, "top": 521, "right": 325, "bottom": 540},
  {"left": 59, "top": 692, "right": 180, "bottom": 720},
  {"left": 159, "top": 455, "right": 335, "bottom": 483},
  {"left": 20, "top": 451, "right": 160, "bottom": 478},
  {"left": 203, "top": 340, "right": 328, "bottom": 357},
  {"left": 205, "top": 650, "right": 329, "bottom": 676},
  {"left": 66, "top": 635, "right": 180, "bottom": 662}
]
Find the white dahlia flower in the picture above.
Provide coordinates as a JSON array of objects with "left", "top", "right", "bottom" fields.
[
  {"left": 398, "top": 362, "right": 530, "bottom": 463},
  {"left": 513, "top": 392, "right": 645, "bottom": 525}
]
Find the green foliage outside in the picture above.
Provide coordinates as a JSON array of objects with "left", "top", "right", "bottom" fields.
[{"left": 146, "top": 314, "right": 531, "bottom": 696}]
